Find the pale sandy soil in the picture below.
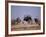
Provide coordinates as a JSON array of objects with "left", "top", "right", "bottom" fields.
[{"left": 11, "top": 21, "right": 40, "bottom": 31}]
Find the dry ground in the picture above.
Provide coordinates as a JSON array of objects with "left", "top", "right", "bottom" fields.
[{"left": 11, "top": 21, "right": 40, "bottom": 31}]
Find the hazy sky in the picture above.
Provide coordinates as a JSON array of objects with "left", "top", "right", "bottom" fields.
[{"left": 11, "top": 6, "right": 41, "bottom": 20}]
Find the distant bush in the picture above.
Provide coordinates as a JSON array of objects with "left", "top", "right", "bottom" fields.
[{"left": 11, "top": 20, "right": 16, "bottom": 25}]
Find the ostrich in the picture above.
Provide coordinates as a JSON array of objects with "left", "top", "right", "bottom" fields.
[
  {"left": 15, "top": 17, "right": 21, "bottom": 24},
  {"left": 23, "top": 15, "right": 32, "bottom": 24},
  {"left": 34, "top": 18, "right": 40, "bottom": 25}
]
